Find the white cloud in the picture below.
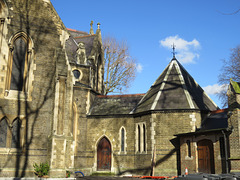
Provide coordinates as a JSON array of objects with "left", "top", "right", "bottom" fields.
[
  {"left": 160, "top": 35, "right": 200, "bottom": 64},
  {"left": 136, "top": 63, "right": 143, "bottom": 73},
  {"left": 203, "top": 84, "right": 228, "bottom": 95}
]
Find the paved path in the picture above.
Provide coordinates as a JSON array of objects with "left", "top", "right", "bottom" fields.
[{"left": 78, "top": 177, "right": 141, "bottom": 180}]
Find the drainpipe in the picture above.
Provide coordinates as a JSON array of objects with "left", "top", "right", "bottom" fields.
[{"left": 222, "top": 130, "right": 229, "bottom": 173}]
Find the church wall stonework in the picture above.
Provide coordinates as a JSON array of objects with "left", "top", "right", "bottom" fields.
[
  {"left": 0, "top": 0, "right": 233, "bottom": 178},
  {"left": 152, "top": 111, "right": 201, "bottom": 176},
  {"left": 0, "top": 0, "right": 72, "bottom": 177}
]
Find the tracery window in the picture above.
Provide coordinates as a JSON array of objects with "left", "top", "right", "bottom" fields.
[
  {"left": 0, "top": 117, "right": 22, "bottom": 148},
  {"left": 5, "top": 32, "right": 33, "bottom": 97},
  {"left": 10, "top": 37, "right": 27, "bottom": 90}
]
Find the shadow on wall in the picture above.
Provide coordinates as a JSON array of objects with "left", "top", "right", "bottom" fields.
[
  {"left": 0, "top": 0, "right": 64, "bottom": 177},
  {"left": 115, "top": 148, "right": 177, "bottom": 176}
]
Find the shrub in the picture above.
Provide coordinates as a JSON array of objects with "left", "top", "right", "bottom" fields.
[{"left": 33, "top": 162, "right": 50, "bottom": 177}]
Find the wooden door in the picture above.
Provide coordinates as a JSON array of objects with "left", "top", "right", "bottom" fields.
[
  {"left": 197, "top": 140, "right": 215, "bottom": 174},
  {"left": 97, "top": 137, "right": 111, "bottom": 171}
]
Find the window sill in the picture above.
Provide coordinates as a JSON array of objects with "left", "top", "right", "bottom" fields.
[
  {"left": 4, "top": 90, "right": 28, "bottom": 100},
  {"left": 0, "top": 147, "right": 22, "bottom": 154}
]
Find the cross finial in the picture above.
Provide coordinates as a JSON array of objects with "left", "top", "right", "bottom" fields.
[
  {"left": 89, "top": 20, "right": 94, "bottom": 35},
  {"left": 172, "top": 43, "right": 176, "bottom": 59}
]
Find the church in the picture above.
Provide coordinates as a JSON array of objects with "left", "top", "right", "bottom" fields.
[{"left": 0, "top": 0, "right": 240, "bottom": 177}]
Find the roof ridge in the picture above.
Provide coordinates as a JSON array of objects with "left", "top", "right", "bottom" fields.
[
  {"left": 174, "top": 60, "right": 195, "bottom": 109},
  {"left": 75, "top": 34, "right": 96, "bottom": 39},
  {"left": 67, "top": 28, "right": 88, "bottom": 34},
  {"left": 97, "top": 94, "right": 145, "bottom": 98},
  {"left": 150, "top": 60, "right": 174, "bottom": 110}
]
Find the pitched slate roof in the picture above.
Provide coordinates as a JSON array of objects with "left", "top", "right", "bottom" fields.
[
  {"left": 89, "top": 94, "right": 144, "bottom": 116},
  {"left": 74, "top": 35, "right": 95, "bottom": 57},
  {"left": 201, "top": 109, "right": 228, "bottom": 130},
  {"left": 65, "top": 28, "right": 96, "bottom": 63},
  {"left": 132, "top": 58, "right": 218, "bottom": 113}
]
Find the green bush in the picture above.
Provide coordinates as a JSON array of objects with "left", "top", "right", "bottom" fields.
[
  {"left": 33, "top": 162, "right": 50, "bottom": 177},
  {"left": 66, "top": 170, "right": 71, "bottom": 178}
]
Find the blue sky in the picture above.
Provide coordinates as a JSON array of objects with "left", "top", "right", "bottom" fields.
[{"left": 51, "top": 0, "right": 240, "bottom": 108}]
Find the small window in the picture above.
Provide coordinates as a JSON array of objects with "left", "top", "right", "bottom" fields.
[
  {"left": 143, "top": 124, "right": 146, "bottom": 152},
  {"left": 138, "top": 125, "right": 141, "bottom": 152},
  {"left": 186, "top": 140, "right": 191, "bottom": 157},
  {"left": 121, "top": 128, "right": 125, "bottom": 152},
  {"left": 73, "top": 70, "right": 81, "bottom": 79}
]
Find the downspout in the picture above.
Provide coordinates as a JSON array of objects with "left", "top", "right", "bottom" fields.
[{"left": 222, "top": 130, "right": 229, "bottom": 173}]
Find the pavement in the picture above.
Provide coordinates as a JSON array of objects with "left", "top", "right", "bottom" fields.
[{"left": 77, "top": 177, "right": 141, "bottom": 180}]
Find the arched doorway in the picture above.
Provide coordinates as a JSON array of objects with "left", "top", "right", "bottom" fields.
[
  {"left": 97, "top": 137, "right": 111, "bottom": 171},
  {"left": 197, "top": 139, "right": 215, "bottom": 174}
]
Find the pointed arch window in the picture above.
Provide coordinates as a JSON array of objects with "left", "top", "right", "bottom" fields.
[
  {"left": 138, "top": 125, "right": 141, "bottom": 152},
  {"left": 10, "top": 37, "right": 27, "bottom": 90},
  {"left": 5, "top": 32, "right": 34, "bottom": 99},
  {"left": 136, "top": 123, "right": 147, "bottom": 153},
  {"left": 143, "top": 124, "right": 146, "bottom": 152},
  {"left": 0, "top": 117, "right": 22, "bottom": 148},
  {"left": 11, "top": 119, "right": 21, "bottom": 148},
  {"left": 121, "top": 128, "right": 125, "bottom": 152}
]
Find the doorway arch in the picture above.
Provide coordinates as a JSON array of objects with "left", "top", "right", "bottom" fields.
[
  {"left": 97, "top": 137, "right": 111, "bottom": 171},
  {"left": 197, "top": 139, "right": 215, "bottom": 174}
]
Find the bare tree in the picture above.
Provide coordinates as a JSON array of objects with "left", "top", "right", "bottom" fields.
[
  {"left": 103, "top": 36, "right": 137, "bottom": 95},
  {"left": 218, "top": 45, "right": 240, "bottom": 107}
]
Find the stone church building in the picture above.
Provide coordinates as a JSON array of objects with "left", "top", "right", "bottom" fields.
[{"left": 0, "top": 0, "right": 240, "bottom": 177}]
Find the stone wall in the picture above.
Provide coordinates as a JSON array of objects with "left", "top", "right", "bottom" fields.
[
  {"left": 0, "top": 0, "right": 70, "bottom": 177},
  {"left": 152, "top": 111, "right": 201, "bottom": 176},
  {"left": 179, "top": 133, "right": 226, "bottom": 175}
]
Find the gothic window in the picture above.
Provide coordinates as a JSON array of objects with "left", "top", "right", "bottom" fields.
[
  {"left": 0, "top": 118, "right": 7, "bottom": 147},
  {"left": 0, "top": 117, "right": 22, "bottom": 148},
  {"left": 143, "top": 124, "right": 146, "bottom": 152},
  {"left": 10, "top": 37, "right": 27, "bottom": 91},
  {"left": 136, "top": 123, "right": 147, "bottom": 153},
  {"left": 121, "top": 128, "right": 125, "bottom": 152},
  {"left": 138, "top": 125, "right": 141, "bottom": 152},
  {"left": 6, "top": 32, "right": 33, "bottom": 96},
  {"left": 11, "top": 119, "right": 21, "bottom": 148}
]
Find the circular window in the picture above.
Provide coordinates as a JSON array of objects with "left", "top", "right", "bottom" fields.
[{"left": 73, "top": 70, "right": 81, "bottom": 79}]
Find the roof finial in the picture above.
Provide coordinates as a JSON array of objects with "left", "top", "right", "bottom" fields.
[
  {"left": 172, "top": 43, "right": 176, "bottom": 59},
  {"left": 97, "top": 22, "right": 101, "bottom": 30},
  {"left": 89, "top": 20, "right": 94, "bottom": 35}
]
